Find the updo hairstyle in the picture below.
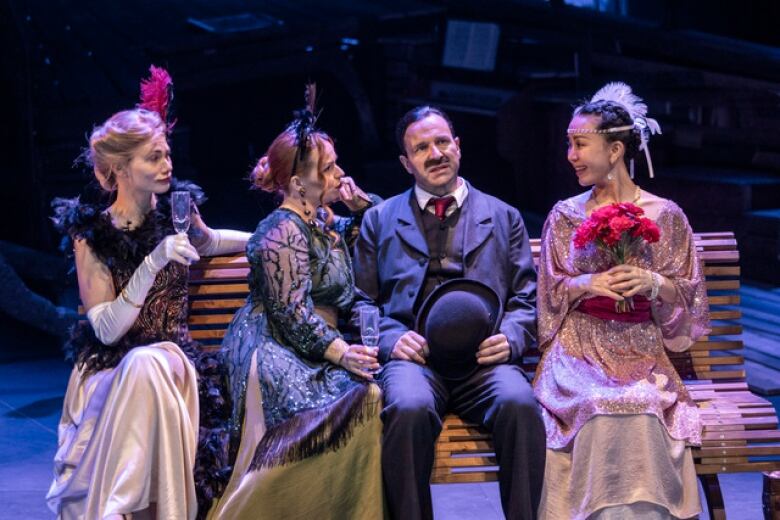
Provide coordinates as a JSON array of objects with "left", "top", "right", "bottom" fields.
[
  {"left": 250, "top": 128, "right": 334, "bottom": 195},
  {"left": 82, "top": 108, "right": 166, "bottom": 191}
]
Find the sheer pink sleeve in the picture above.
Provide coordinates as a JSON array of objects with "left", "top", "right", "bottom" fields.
[
  {"left": 651, "top": 203, "right": 710, "bottom": 352},
  {"left": 537, "top": 204, "right": 580, "bottom": 352}
]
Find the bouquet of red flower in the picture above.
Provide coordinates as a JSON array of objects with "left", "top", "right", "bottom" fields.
[{"left": 573, "top": 202, "right": 661, "bottom": 312}]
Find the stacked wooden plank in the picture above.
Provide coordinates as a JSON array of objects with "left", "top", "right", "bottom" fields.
[{"left": 188, "top": 254, "right": 250, "bottom": 347}]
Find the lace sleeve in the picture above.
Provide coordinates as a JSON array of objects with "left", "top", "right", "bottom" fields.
[{"left": 248, "top": 215, "right": 340, "bottom": 360}]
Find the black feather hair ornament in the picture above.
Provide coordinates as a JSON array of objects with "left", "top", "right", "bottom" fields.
[{"left": 289, "top": 83, "right": 320, "bottom": 176}]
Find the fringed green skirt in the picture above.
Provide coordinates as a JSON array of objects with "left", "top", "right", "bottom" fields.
[{"left": 208, "top": 349, "right": 386, "bottom": 519}]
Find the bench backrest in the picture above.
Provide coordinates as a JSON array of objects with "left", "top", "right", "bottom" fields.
[{"left": 188, "top": 232, "right": 743, "bottom": 383}]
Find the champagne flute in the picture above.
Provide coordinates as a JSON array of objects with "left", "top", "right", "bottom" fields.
[
  {"left": 360, "top": 306, "right": 380, "bottom": 374},
  {"left": 171, "top": 191, "right": 191, "bottom": 234}
]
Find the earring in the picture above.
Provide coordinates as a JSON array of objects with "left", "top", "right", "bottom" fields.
[
  {"left": 607, "top": 171, "right": 614, "bottom": 181},
  {"left": 298, "top": 186, "right": 312, "bottom": 217}
]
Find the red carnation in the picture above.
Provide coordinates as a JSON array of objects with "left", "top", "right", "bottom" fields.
[
  {"left": 639, "top": 218, "right": 661, "bottom": 243},
  {"left": 617, "top": 202, "right": 644, "bottom": 216},
  {"left": 573, "top": 220, "right": 599, "bottom": 249}
]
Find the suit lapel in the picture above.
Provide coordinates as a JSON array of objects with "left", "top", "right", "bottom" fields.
[
  {"left": 463, "top": 186, "right": 494, "bottom": 260},
  {"left": 394, "top": 189, "right": 429, "bottom": 257}
]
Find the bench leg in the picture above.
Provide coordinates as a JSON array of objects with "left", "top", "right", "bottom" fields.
[
  {"left": 699, "top": 474, "right": 726, "bottom": 520},
  {"left": 764, "top": 471, "right": 780, "bottom": 520}
]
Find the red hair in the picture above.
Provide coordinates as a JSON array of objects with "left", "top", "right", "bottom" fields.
[
  {"left": 250, "top": 128, "right": 338, "bottom": 229},
  {"left": 251, "top": 128, "right": 333, "bottom": 193}
]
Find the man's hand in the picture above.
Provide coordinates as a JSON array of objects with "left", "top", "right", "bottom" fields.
[
  {"left": 476, "top": 333, "right": 510, "bottom": 365},
  {"left": 390, "top": 330, "right": 429, "bottom": 364}
]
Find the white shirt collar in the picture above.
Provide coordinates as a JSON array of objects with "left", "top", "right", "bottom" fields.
[{"left": 414, "top": 177, "right": 468, "bottom": 215}]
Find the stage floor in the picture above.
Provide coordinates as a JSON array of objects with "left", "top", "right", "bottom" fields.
[
  {"left": 3, "top": 362, "right": 778, "bottom": 518},
  {"left": 3, "top": 282, "right": 779, "bottom": 518}
]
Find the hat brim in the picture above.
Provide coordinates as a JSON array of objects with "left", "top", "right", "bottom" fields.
[{"left": 415, "top": 278, "right": 503, "bottom": 380}]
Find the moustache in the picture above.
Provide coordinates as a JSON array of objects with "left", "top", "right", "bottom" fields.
[{"left": 425, "top": 158, "right": 449, "bottom": 170}]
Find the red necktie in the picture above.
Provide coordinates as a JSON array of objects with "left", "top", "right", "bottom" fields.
[{"left": 428, "top": 196, "right": 456, "bottom": 221}]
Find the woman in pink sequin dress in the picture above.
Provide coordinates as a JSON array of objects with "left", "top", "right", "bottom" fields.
[{"left": 534, "top": 83, "right": 710, "bottom": 519}]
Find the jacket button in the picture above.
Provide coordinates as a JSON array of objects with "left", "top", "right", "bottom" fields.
[
  {"left": 418, "top": 258, "right": 426, "bottom": 266},
  {"left": 408, "top": 290, "right": 415, "bottom": 297}
]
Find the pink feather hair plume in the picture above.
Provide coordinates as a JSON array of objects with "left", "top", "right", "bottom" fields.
[{"left": 138, "top": 65, "right": 175, "bottom": 132}]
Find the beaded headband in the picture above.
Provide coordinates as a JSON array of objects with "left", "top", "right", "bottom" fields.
[
  {"left": 569, "top": 82, "right": 661, "bottom": 178},
  {"left": 566, "top": 124, "right": 634, "bottom": 135}
]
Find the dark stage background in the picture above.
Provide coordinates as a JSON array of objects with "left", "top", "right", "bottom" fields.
[{"left": 2, "top": 0, "right": 780, "bottom": 293}]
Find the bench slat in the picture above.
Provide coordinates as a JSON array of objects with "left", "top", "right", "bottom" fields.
[
  {"left": 703, "top": 430, "right": 780, "bottom": 442},
  {"left": 699, "top": 457, "right": 750, "bottom": 465},
  {"left": 430, "top": 471, "right": 498, "bottom": 484},
  {"left": 696, "top": 462, "right": 780, "bottom": 474},
  {"left": 190, "top": 268, "right": 250, "bottom": 281},
  {"left": 435, "top": 440, "right": 494, "bottom": 453},
  {"left": 190, "top": 329, "right": 226, "bottom": 340},
  {"left": 704, "top": 266, "right": 740, "bottom": 277},
  {"left": 434, "top": 456, "right": 498, "bottom": 468},
  {"left": 708, "top": 309, "right": 741, "bottom": 319},
  {"left": 189, "top": 314, "right": 236, "bottom": 326},
  {"left": 706, "top": 280, "right": 741, "bottom": 291},
  {"left": 190, "top": 284, "right": 249, "bottom": 296},
  {"left": 190, "top": 298, "right": 246, "bottom": 311},
  {"left": 707, "top": 295, "right": 740, "bottom": 305},
  {"left": 695, "top": 445, "right": 780, "bottom": 457},
  {"left": 708, "top": 325, "right": 743, "bottom": 336},
  {"left": 690, "top": 370, "right": 746, "bottom": 379},
  {"left": 699, "top": 407, "right": 777, "bottom": 417}
]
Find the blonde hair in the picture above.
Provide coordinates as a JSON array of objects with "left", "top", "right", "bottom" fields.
[{"left": 83, "top": 108, "right": 166, "bottom": 191}]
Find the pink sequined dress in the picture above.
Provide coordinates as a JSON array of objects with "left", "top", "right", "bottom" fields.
[{"left": 534, "top": 191, "right": 709, "bottom": 520}]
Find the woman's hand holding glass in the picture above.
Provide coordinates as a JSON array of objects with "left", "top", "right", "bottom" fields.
[
  {"left": 338, "top": 345, "right": 380, "bottom": 380},
  {"left": 148, "top": 234, "right": 200, "bottom": 270}
]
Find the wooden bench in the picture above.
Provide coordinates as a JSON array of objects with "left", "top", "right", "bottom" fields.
[{"left": 188, "top": 232, "right": 780, "bottom": 519}]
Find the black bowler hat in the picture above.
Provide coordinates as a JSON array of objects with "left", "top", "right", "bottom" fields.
[{"left": 415, "top": 278, "right": 503, "bottom": 381}]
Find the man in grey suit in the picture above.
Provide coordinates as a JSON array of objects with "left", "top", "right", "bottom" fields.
[{"left": 352, "top": 106, "right": 545, "bottom": 519}]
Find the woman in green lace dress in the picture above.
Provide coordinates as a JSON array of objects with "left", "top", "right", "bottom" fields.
[{"left": 210, "top": 122, "right": 385, "bottom": 519}]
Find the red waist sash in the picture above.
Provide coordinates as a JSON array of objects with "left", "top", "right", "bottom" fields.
[{"left": 576, "top": 295, "right": 652, "bottom": 323}]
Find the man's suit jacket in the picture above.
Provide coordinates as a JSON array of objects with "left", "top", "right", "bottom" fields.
[{"left": 352, "top": 182, "right": 537, "bottom": 364}]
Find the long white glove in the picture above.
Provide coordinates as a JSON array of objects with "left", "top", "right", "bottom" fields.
[
  {"left": 197, "top": 228, "right": 251, "bottom": 256},
  {"left": 87, "top": 234, "right": 200, "bottom": 345}
]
